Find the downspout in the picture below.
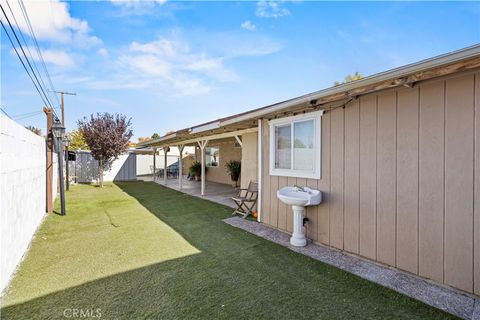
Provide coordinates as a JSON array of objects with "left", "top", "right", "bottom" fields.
[{"left": 257, "top": 119, "right": 262, "bottom": 223}]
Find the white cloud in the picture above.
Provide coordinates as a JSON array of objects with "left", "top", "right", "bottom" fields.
[
  {"left": 1, "top": 0, "right": 100, "bottom": 46},
  {"left": 256, "top": 1, "right": 290, "bottom": 18},
  {"left": 98, "top": 48, "right": 109, "bottom": 57},
  {"left": 241, "top": 20, "right": 256, "bottom": 31},
  {"left": 40, "top": 49, "right": 75, "bottom": 67},
  {"left": 117, "top": 37, "right": 236, "bottom": 95},
  {"left": 120, "top": 54, "right": 172, "bottom": 77},
  {"left": 109, "top": 0, "right": 167, "bottom": 15},
  {"left": 110, "top": 0, "right": 167, "bottom": 8},
  {"left": 87, "top": 30, "right": 281, "bottom": 96},
  {"left": 20, "top": 46, "right": 75, "bottom": 68},
  {"left": 186, "top": 58, "right": 223, "bottom": 71}
]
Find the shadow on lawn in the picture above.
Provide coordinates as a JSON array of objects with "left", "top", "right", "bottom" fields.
[{"left": 1, "top": 182, "right": 458, "bottom": 320}]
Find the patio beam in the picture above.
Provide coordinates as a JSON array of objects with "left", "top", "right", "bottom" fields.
[
  {"left": 197, "top": 140, "right": 209, "bottom": 196},
  {"left": 234, "top": 135, "right": 242, "bottom": 147},
  {"left": 145, "top": 127, "right": 258, "bottom": 149},
  {"left": 178, "top": 144, "right": 184, "bottom": 190}
]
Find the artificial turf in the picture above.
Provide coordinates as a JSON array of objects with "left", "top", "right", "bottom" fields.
[{"left": 0, "top": 182, "right": 458, "bottom": 319}]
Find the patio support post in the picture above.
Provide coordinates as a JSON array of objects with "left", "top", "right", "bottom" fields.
[
  {"left": 164, "top": 147, "right": 168, "bottom": 185},
  {"left": 178, "top": 144, "right": 184, "bottom": 190},
  {"left": 197, "top": 140, "right": 209, "bottom": 196},
  {"left": 152, "top": 148, "right": 157, "bottom": 181},
  {"left": 257, "top": 119, "right": 262, "bottom": 222}
]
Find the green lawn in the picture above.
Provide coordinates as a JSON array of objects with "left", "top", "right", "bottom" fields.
[{"left": 1, "top": 182, "right": 457, "bottom": 319}]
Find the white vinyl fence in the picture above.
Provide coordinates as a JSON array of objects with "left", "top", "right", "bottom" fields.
[
  {"left": 73, "top": 151, "right": 181, "bottom": 182},
  {"left": 136, "top": 154, "right": 179, "bottom": 176},
  {"left": 0, "top": 114, "right": 57, "bottom": 293}
]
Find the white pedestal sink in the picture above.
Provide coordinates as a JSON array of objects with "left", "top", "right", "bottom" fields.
[{"left": 277, "top": 186, "right": 322, "bottom": 247}]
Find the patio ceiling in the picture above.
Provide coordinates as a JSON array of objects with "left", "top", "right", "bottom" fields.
[{"left": 138, "top": 44, "right": 480, "bottom": 150}]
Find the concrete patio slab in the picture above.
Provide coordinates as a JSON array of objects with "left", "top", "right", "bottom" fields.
[
  {"left": 149, "top": 177, "right": 237, "bottom": 208},
  {"left": 224, "top": 216, "right": 479, "bottom": 320}
]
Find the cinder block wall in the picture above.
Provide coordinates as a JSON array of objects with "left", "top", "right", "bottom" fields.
[{"left": 0, "top": 114, "right": 55, "bottom": 292}]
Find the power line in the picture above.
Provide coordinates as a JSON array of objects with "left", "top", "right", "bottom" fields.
[
  {"left": 0, "top": 18, "right": 49, "bottom": 109},
  {"left": 5, "top": 0, "right": 50, "bottom": 101},
  {"left": 0, "top": 107, "right": 13, "bottom": 119},
  {"left": 4, "top": 0, "right": 52, "bottom": 107},
  {"left": 10, "top": 110, "right": 42, "bottom": 118},
  {"left": 18, "top": 0, "right": 60, "bottom": 107},
  {"left": 0, "top": 3, "right": 59, "bottom": 118},
  {"left": 14, "top": 111, "right": 43, "bottom": 121}
]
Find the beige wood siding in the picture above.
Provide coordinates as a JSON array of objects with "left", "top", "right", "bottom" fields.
[
  {"left": 396, "top": 87, "right": 419, "bottom": 275},
  {"left": 418, "top": 79, "right": 444, "bottom": 284},
  {"left": 260, "top": 70, "right": 479, "bottom": 295},
  {"left": 475, "top": 72, "right": 480, "bottom": 296},
  {"left": 444, "top": 74, "right": 474, "bottom": 292},
  {"left": 344, "top": 100, "right": 360, "bottom": 254},
  {"left": 195, "top": 141, "right": 241, "bottom": 185},
  {"left": 240, "top": 132, "right": 258, "bottom": 189},
  {"left": 376, "top": 90, "right": 397, "bottom": 266}
]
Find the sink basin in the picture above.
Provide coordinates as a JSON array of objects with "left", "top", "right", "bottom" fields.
[
  {"left": 277, "top": 186, "right": 322, "bottom": 247},
  {"left": 277, "top": 186, "right": 322, "bottom": 207}
]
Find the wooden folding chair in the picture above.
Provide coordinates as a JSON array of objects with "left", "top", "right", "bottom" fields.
[{"left": 231, "top": 181, "right": 258, "bottom": 218}]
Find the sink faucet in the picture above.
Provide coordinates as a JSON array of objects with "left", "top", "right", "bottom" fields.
[{"left": 293, "top": 185, "right": 305, "bottom": 192}]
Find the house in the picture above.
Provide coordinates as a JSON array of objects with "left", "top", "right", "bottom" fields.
[{"left": 138, "top": 44, "right": 480, "bottom": 297}]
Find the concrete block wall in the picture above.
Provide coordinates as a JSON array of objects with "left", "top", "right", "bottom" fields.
[{"left": 0, "top": 114, "right": 53, "bottom": 293}]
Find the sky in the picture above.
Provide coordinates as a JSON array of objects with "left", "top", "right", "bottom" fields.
[{"left": 1, "top": 0, "right": 479, "bottom": 140}]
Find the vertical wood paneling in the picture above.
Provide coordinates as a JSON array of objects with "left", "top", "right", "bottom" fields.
[
  {"left": 259, "top": 71, "right": 478, "bottom": 294},
  {"left": 306, "top": 178, "right": 318, "bottom": 241},
  {"left": 330, "top": 107, "right": 344, "bottom": 249},
  {"left": 376, "top": 91, "right": 397, "bottom": 266},
  {"left": 286, "top": 176, "right": 297, "bottom": 232},
  {"left": 444, "top": 74, "right": 474, "bottom": 292},
  {"left": 277, "top": 176, "right": 288, "bottom": 231},
  {"left": 270, "top": 176, "right": 279, "bottom": 227},
  {"left": 296, "top": 178, "right": 307, "bottom": 187},
  {"left": 475, "top": 72, "right": 480, "bottom": 296},
  {"left": 317, "top": 112, "right": 331, "bottom": 244},
  {"left": 263, "top": 161, "right": 271, "bottom": 225},
  {"left": 344, "top": 100, "right": 360, "bottom": 254},
  {"left": 418, "top": 80, "right": 445, "bottom": 283},
  {"left": 396, "top": 87, "right": 419, "bottom": 274},
  {"left": 359, "top": 95, "right": 377, "bottom": 260}
]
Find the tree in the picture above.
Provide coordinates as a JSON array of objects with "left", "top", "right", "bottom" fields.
[
  {"left": 137, "top": 137, "right": 152, "bottom": 143},
  {"left": 78, "top": 113, "right": 133, "bottom": 187},
  {"left": 25, "top": 125, "right": 41, "bottom": 136},
  {"left": 334, "top": 72, "right": 363, "bottom": 86},
  {"left": 68, "top": 130, "right": 89, "bottom": 150},
  {"left": 151, "top": 133, "right": 160, "bottom": 139}
]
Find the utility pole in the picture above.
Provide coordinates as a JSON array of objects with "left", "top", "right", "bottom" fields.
[
  {"left": 53, "top": 91, "right": 76, "bottom": 126},
  {"left": 53, "top": 91, "right": 76, "bottom": 194}
]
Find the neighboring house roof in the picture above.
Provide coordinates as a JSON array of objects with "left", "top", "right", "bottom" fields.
[{"left": 139, "top": 44, "right": 480, "bottom": 149}]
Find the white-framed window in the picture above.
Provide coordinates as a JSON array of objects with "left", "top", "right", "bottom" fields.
[
  {"left": 269, "top": 110, "right": 323, "bottom": 179},
  {"left": 205, "top": 146, "right": 220, "bottom": 167}
]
